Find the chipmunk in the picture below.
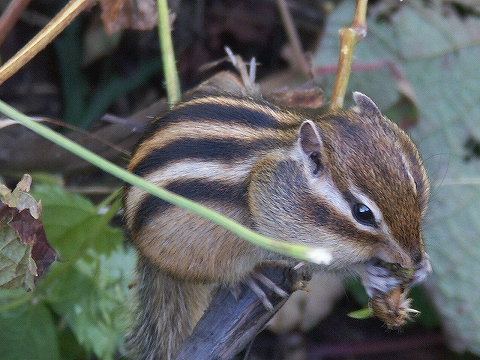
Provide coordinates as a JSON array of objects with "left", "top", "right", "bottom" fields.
[{"left": 123, "top": 88, "right": 431, "bottom": 359}]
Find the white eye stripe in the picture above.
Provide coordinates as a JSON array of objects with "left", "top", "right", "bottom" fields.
[
  {"left": 308, "top": 174, "right": 351, "bottom": 218},
  {"left": 400, "top": 152, "right": 418, "bottom": 195},
  {"left": 308, "top": 175, "right": 380, "bottom": 233}
]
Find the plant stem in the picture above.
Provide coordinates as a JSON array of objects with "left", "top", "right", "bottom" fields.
[
  {"left": 0, "top": 0, "right": 94, "bottom": 86},
  {"left": 276, "top": 0, "right": 310, "bottom": 77},
  {"left": 157, "top": 0, "right": 182, "bottom": 106},
  {"left": 329, "top": 0, "right": 368, "bottom": 110},
  {"left": 0, "top": 0, "right": 32, "bottom": 46},
  {"left": 0, "top": 99, "right": 332, "bottom": 265}
]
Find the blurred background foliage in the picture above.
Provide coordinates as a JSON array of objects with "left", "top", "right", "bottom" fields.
[{"left": 315, "top": 0, "right": 480, "bottom": 355}]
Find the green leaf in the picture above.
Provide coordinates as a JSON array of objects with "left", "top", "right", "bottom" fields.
[
  {"left": 0, "top": 302, "right": 60, "bottom": 360},
  {"left": 394, "top": 5, "right": 480, "bottom": 354},
  {"left": 27, "top": 184, "right": 135, "bottom": 359},
  {"left": 348, "top": 307, "right": 372, "bottom": 319},
  {"left": 54, "top": 18, "right": 89, "bottom": 128},
  {"left": 31, "top": 184, "right": 121, "bottom": 258},
  {"left": 57, "top": 326, "right": 89, "bottom": 360},
  {"left": 46, "top": 246, "right": 135, "bottom": 360}
]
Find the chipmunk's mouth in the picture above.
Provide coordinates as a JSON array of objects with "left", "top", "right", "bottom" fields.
[{"left": 359, "top": 255, "right": 431, "bottom": 298}]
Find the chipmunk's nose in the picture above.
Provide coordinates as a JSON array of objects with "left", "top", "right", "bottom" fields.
[
  {"left": 411, "top": 250, "right": 424, "bottom": 266},
  {"left": 410, "top": 254, "right": 431, "bottom": 286}
]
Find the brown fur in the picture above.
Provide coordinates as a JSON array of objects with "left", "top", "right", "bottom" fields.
[{"left": 123, "top": 93, "right": 430, "bottom": 358}]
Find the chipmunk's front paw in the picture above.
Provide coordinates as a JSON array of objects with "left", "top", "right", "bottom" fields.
[{"left": 231, "top": 261, "right": 313, "bottom": 312}]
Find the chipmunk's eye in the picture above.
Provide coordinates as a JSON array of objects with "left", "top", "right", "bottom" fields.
[{"left": 353, "top": 203, "right": 376, "bottom": 226}]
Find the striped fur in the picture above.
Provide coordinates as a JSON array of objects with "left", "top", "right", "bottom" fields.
[{"left": 123, "top": 93, "right": 430, "bottom": 359}]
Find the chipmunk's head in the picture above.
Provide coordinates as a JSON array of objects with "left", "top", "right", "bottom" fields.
[{"left": 248, "top": 92, "right": 430, "bottom": 295}]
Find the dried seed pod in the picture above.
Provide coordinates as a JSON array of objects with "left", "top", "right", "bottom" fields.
[{"left": 369, "top": 287, "right": 419, "bottom": 329}]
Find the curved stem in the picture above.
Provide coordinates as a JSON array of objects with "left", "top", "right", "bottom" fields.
[
  {"left": 0, "top": 99, "right": 332, "bottom": 265},
  {"left": 329, "top": 0, "right": 368, "bottom": 110}
]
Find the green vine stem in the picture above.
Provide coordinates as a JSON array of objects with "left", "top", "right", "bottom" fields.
[
  {"left": 0, "top": 99, "right": 332, "bottom": 266},
  {"left": 157, "top": 0, "right": 182, "bottom": 106}
]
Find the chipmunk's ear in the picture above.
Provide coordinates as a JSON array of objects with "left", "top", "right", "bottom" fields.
[
  {"left": 299, "top": 120, "right": 323, "bottom": 175},
  {"left": 353, "top": 92, "right": 382, "bottom": 118}
]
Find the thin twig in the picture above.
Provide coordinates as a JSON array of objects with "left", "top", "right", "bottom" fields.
[
  {"left": 0, "top": 0, "right": 32, "bottom": 46},
  {"left": 329, "top": 0, "right": 368, "bottom": 111},
  {"left": 0, "top": 0, "right": 94, "bottom": 86},
  {"left": 276, "top": 0, "right": 310, "bottom": 77}
]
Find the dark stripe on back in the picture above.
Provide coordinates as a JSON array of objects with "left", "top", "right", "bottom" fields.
[
  {"left": 132, "top": 179, "right": 247, "bottom": 233},
  {"left": 132, "top": 137, "right": 282, "bottom": 177},
  {"left": 143, "top": 99, "right": 283, "bottom": 138}
]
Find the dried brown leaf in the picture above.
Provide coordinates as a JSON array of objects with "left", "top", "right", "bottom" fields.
[
  {"left": 0, "top": 203, "right": 37, "bottom": 290},
  {"left": 99, "top": 0, "right": 158, "bottom": 35},
  {"left": 0, "top": 175, "right": 57, "bottom": 290},
  {"left": 267, "top": 86, "right": 324, "bottom": 109}
]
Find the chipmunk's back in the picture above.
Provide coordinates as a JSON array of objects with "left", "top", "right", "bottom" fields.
[{"left": 124, "top": 96, "right": 302, "bottom": 239}]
